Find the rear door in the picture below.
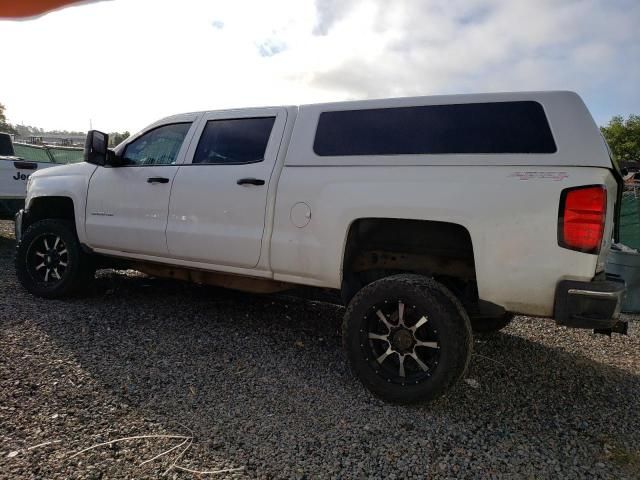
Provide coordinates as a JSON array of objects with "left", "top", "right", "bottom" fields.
[{"left": 166, "top": 107, "right": 286, "bottom": 268}]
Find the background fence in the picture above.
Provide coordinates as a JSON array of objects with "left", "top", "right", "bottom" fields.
[
  {"left": 13, "top": 143, "right": 84, "bottom": 164},
  {"left": 621, "top": 183, "right": 640, "bottom": 250}
]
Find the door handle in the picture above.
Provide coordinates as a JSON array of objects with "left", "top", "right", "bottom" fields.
[
  {"left": 14, "top": 161, "right": 38, "bottom": 170},
  {"left": 147, "top": 177, "right": 170, "bottom": 184},
  {"left": 237, "top": 177, "right": 265, "bottom": 186}
]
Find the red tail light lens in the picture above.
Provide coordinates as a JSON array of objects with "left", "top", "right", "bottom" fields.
[{"left": 558, "top": 185, "right": 607, "bottom": 254}]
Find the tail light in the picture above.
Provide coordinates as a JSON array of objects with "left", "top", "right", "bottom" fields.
[{"left": 558, "top": 185, "right": 607, "bottom": 254}]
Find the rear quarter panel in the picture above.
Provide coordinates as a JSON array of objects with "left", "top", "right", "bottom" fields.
[
  {"left": 269, "top": 91, "right": 616, "bottom": 317},
  {"left": 270, "top": 165, "right": 615, "bottom": 317}
]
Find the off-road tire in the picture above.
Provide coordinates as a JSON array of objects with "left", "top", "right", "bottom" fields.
[
  {"left": 15, "top": 219, "right": 94, "bottom": 298},
  {"left": 342, "top": 274, "right": 473, "bottom": 404},
  {"left": 470, "top": 313, "right": 514, "bottom": 333}
]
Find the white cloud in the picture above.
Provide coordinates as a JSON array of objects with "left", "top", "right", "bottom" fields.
[{"left": 0, "top": 0, "right": 638, "bottom": 132}]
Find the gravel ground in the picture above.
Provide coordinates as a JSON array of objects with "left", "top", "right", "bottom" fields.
[{"left": 1, "top": 219, "right": 639, "bottom": 479}]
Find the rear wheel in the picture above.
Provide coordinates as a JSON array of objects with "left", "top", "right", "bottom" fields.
[
  {"left": 342, "top": 274, "right": 472, "bottom": 404},
  {"left": 15, "top": 219, "right": 94, "bottom": 298}
]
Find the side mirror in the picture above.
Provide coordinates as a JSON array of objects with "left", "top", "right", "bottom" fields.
[{"left": 84, "top": 130, "right": 109, "bottom": 166}]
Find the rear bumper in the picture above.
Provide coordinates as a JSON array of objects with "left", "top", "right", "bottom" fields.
[{"left": 554, "top": 278, "right": 627, "bottom": 333}]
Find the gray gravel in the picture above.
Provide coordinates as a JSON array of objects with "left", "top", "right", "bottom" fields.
[{"left": 0, "top": 219, "right": 639, "bottom": 479}]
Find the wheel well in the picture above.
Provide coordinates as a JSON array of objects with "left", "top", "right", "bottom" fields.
[
  {"left": 341, "top": 218, "right": 478, "bottom": 307},
  {"left": 25, "top": 197, "right": 75, "bottom": 230}
]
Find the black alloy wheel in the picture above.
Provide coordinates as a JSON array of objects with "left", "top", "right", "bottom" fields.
[
  {"left": 16, "top": 219, "right": 94, "bottom": 298},
  {"left": 361, "top": 298, "right": 442, "bottom": 386},
  {"left": 343, "top": 274, "right": 473, "bottom": 403},
  {"left": 25, "top": 232, "right": 69, "bottom": 286}
]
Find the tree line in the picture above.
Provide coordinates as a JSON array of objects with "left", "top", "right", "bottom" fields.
[
  {"left": 600, "top": 115, "right": 640, "bottom": 167},
  {"left": 0, "top": 102, "right": 129, "bottom": 147}
]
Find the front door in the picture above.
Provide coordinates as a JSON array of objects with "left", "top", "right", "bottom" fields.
[
  {"left": 166, "top": 108, "right": 287, "bottom": 268},
  {"left": 85, "top": 120, "right": 197, "bottom": 256}
]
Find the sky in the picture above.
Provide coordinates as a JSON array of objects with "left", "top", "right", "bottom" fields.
[{"left": 0, "top": 0, "right": 638, "bottom": 133}]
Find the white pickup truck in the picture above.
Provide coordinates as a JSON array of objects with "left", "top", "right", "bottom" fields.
[{"left": 14, "top": 91, "right": 627, "bottom": 403}]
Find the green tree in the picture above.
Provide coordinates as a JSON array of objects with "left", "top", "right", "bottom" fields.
[
  {"left": 0, "top": 102, "right": 17, "bottom": 134},
  {"left": 109, "top": 131, "right": 130, "bottom": 147},
  {"left": 601, "top": 114, "right": 640, "bottom": 164}
]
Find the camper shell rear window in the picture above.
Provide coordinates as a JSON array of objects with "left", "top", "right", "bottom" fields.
[{"left": 313, "top": 101, "right": 556, "bottom": 156}]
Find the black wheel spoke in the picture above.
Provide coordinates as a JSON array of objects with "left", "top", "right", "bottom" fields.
[
  {"left": 367, "top": 332, "right": 388, "bottom": 342},
  {"left": 376, "top": 346, "right": 395, "bottom": 365},
  {"left": 409, "top": 352, "right": 430, "bottom": 372},
  {"left": 415, "top": 340, "right": 439, "bottom": 349},
  {"left": 410, "top": 316, "right": 428, "bottom": 332},
  {"left": 398, "top": 301, "right": 405, "bottom": 326},
  {"left": 375, "top": 309, "right": 394, "bottom": 331}
]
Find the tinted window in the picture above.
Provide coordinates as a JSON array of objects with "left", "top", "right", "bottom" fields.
[
  {"left": 0, "top": 133, "right": 14, "bottom": 156},
  {"left": 313, "top": 101, "right": 556, "bottom": 156},
  {"left": 193, "top": 117, "right": 275, "bottom": 164},
  {"left": 123, "top": 123, "right": 191, "bottom": 166}
]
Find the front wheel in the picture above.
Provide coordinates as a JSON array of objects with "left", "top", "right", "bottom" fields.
[
  {"left": 342, "top": 274, "right": 472, "bottom": 404},
  {"left": 15, "top": 219, "right": 94, "bottom": 298}
]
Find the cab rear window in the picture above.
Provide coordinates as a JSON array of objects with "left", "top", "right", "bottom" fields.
[{"left": 313, "top": 101, "right": 556, "bottom": 156}]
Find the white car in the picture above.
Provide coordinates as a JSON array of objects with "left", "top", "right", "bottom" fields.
[{"left": 14, "top": 91, "right": 626, "bottom": 403}]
